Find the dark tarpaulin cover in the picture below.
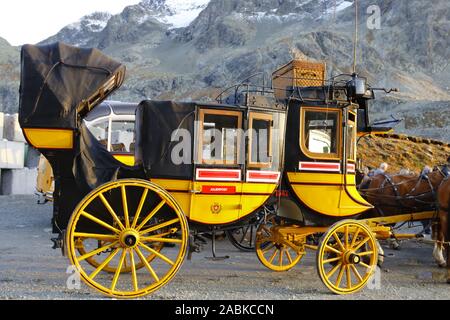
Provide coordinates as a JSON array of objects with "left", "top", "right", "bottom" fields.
[
  {"left": 19, "top": 42, "right": 125, "bottom": 128},
  {"left": 135, "top": 100, "right": 196, "bottom": 180},
  {"left": 73, "top": 123, "right": 145, "bottom": 193}
]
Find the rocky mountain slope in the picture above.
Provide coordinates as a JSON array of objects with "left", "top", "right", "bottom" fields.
[
  {"left": 0, "top": 0, "right": 449, "bottom": 142},
  {"left": 0, "top": 37, "right": 20, "bottom": 114},
  {"left": 358, "top": 134, "right": 450, "bottom": 174}
]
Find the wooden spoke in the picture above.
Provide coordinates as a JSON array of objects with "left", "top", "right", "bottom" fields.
[
  {"left": 111, "top": 249, "right": 127, "bottom": 292},
  {"left": 359, "top": 261, "right": 372, "bottom": 269},
  {"left": 249, "top": 225, "right": 254, "bottom": 248},
  {"left": 139, "top": 218, "right": 180, "bottom": 235},
  {"left": 278, "top": 248, "right": 284, "bottom": 267},
  {"left": 129, "top": 249, "right": 139, "bottom": 291},
  {"left": 124, "top": 253, "right": 128, "bottom": 269},
  {"left": 350, "top": 264, "right": 364, "bottom": 282},
  {"left": 99, "top": 193, "right": 125, "bottom": 230},
  {"left": 350, "top": 227, "right": 361, "bottom": 248},
  {"left": 74, "top": 232, "right": 117, "bottom": 242},
  {"left": 139, "top": 242, "right": 175, "bottom": 266},
  {"left": 141, "top": 236, "right": 182, "bottom": 244},
  {"left": 332, "top": 232, "right": 345, "bottom": 252},
  {"left": 326, "top": 262, "right": 342, "bottom": 279},
  {"left": 346, "top": 265, "right": 352, "bottom": 289},
  {"left": 89, "top": 248, "right": 120, "bottom": 280},
  {"left": 80, "top": 211, "right": 120, "bottom": 234},
  {"left": 121, "top": 186, "right": 130, "bottom": 228},
  {"left": 353, "top": 237, "right": 370, "bottom": 251},
  {"left": 285, "top": 249, "right": 293, "bottom": 265},
  {"left": 322, "top": 256, "right": 342, "bottom": 265},
  {"left": 358, "top": 251, "right": 374, "bottom": 257},
  {"left": 131, "top": 188, "right": 148, "bottom": 228},
  {"left": 324, "top": 245, "right": 341, "bottom": 255},
  {"left": 268, "top": 248, "right": 278, "bottom": 264},
  {"left": 136, "top": 200, "right": 166, "bottom": 231},
  {"left": 240, "top": 225, "right": 251, "bottom": 244},
  {"left": 135, "top": 246, "right": 160, "bottom": 282},
  {"left": 335, "top": 264, "right": 345, "bottom": 288},
  {"left": 78, "top": 241, "right": 118, "bottom": 261},
  {"left": 344, "top": 226, "right": 349, "bottom": 249}
]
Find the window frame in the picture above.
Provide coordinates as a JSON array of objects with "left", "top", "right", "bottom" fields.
[
  {"left": 247, "top": 112, "right": 274, "bottom": 169},
  {"left": 347, "top": 111, "right": 357, "bottom": 162},
  {"left": 197, "top": 108, "right": 243, "bottom": 166},
  {"left": 300, "top": 107, "right": 342, "bottom": 161}
]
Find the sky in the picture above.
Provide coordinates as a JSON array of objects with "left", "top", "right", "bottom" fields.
[{"left": 0, "top": 0, "right": 142, "bottom": 46}]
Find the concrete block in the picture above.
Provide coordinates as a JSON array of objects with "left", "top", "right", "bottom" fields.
[
  {"left": 0, "top": 140, "right": 25, "bottom": 169},
  {"left": 1, "top": 168, "right": 38, "bottom": 195},
  {"left": 0, "top": 112, "right": 4, "bottom": 140},
  {"left": 25, "top": 145, "right": 40, "bottom": 168},
  {"left": 4, "top": 113, "right": 26, "bottom": 143}
]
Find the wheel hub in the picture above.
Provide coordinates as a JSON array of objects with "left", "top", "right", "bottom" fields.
[
  {"left": 119, "top": 229, "right": 140, "bottom": 248},
  {"left": 344, "top": 251, "right": 361, "bottom": 265}
]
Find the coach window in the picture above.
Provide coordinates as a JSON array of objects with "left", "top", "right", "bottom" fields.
[
  {"left": 248, "top": 113, "right": 273, "bottom": 168},
  {"left": 301, "top": 108, "right": 341, "bottom": 160},
  {"left": 347, "top": 112, "right": 357, "bottom": 161},
  {"left": 198, "top": 109, "right": 242, "bottom": 165}
]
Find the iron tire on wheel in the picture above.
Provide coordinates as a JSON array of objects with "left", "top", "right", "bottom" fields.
[
  {"left": 317, "top": 220, "right": 378, "bottom": 295},
  {"left": 66, "top": 179, "right": 189, "bottom": 298}
]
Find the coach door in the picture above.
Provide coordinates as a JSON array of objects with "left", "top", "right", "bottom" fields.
[
  {"left": 190, "top": 108, "right": 244, "bottom": 224},
  {"left": 289, "top": 106, "right": 372, "bottom": 217}
]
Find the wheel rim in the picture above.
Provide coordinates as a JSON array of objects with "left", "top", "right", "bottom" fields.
[
  {"left": 256, "top": 215, "right": 304, "bottom": 272},
  {"left": 66, "top": 179, "right": 189, "bottom": 298},
  {"left": 317, "top": 220, "right": 377, "bottom": 295}
]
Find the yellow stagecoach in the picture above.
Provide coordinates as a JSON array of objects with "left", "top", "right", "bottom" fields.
[{"left": 19, "top": 43, "right": 437, "bottom": 298}]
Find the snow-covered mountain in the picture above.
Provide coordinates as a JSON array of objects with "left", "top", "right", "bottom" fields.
[
  {"left": 2, "top": 0, "right": 450, "bottom": 141},
  {"left": 141, "top": 0, "right": 210, "bottom": 28},
  {"left": 44, "top": 12, "right": 112, "bottom": 46},
  {"left": 42, "top": 0, "right": 210, "bottom": 46}
]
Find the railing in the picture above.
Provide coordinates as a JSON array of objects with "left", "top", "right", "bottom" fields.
[{"left": 215, "top": 72, "right": 274, "bottom": 104}]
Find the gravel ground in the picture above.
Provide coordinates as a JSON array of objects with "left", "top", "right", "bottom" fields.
[{"left": 0, "top": 195, "right": 449, "bottom": 300}]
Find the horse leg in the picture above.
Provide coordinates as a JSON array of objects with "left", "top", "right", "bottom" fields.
[
  {"left": 433, "top": 218, "right": 447, "bottom": 267},
  {"left": 447, "top": 244, "right": 450, "bottom": 284},
  {"left": 446, "top": 204, "right": 450, "bottom": 284}
]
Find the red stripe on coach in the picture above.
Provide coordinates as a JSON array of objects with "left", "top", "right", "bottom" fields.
[
  {"left": 248, "top": 172, "right": 280, "bottom": 180},
  {"left": 197, "top": 170, "right": 241, "bottom": 179}
]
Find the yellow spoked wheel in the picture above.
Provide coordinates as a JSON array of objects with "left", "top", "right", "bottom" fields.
[
  {"left": 66, "top": 179, "right": 189, "bottom": 298},
  {"left": 75, "top": 238, "right": 164, "bottom": 274},
  {"left": 317, "top": 220, "right": 378, "bottom": 295},
  {"left": 255, "top": 215, "right": 304, "bottom": 272}
]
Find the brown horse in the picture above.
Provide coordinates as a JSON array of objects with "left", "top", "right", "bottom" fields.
[
  {"left": 434, "top": 178, "right": 450, "bottom": 282},
  {"left": 359, "top": 169, "right": 450, "bottom": 268},
  {"left": 361, "top": 170, "right": 446, "bottom": 217}
]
